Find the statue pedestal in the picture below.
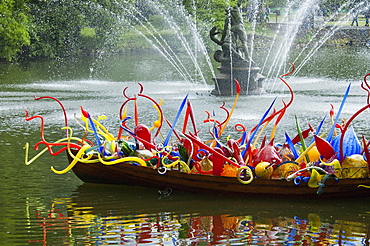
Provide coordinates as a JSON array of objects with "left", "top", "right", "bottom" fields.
[{"left": 211, "top": 66, "right": 265, "bottom": 96}]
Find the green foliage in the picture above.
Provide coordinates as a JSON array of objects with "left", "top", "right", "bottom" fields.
[
  {"left": 81, "top": 27, "right": 96, "bottom": 38},
  {"left": 183, "top": 0, "right": 238, "bottom": 29},
  {"left": 0, "top": 0, "right": 30, "bottom": 61},
  {"left": 181, "top": 0, "right": 240, "bottom": 49},
  {"left": 22, "top": 0, "right": 122, "bottom": 58},
  {"left": 25, "top": 1, "right": 95, "bottom": 57},
  {"left": 0, "top": 0, "right": 298, "bottom": 61}
]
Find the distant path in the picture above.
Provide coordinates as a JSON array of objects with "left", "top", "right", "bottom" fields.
[{"left": 265, "top": 23, "right": 370, "bottom": 46}]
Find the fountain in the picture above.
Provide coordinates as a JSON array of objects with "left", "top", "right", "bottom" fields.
[
  {"left": 108, "top": 0, "right": 369, "bottom": 97},
  {"left": 210, "top": 3, "right": 265, "bottom": 96},
  {"left": 56, "top": 0, "right": 369, "bottom": 100}
]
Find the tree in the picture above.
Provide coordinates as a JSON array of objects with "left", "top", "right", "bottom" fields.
[
  {"left": 23, "top": 0, "right": 121, "bottom": 58},
  {"left": 183, "top": 0, "right": 238, "bottom": 29},
  {"left": 0, "top": 0, "right": 30, "bottom": 61}
]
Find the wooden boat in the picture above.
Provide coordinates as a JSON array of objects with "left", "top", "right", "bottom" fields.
[
  {"left": 26, "top": 74, "right": 370, "bottom": 199},
  {"left": 67, "top": 149, "right": 370, "bottom": 199}
]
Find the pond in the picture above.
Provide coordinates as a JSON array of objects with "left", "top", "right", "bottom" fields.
[{"left": 1, "top": 46, "right": 370, "bottom": 245}]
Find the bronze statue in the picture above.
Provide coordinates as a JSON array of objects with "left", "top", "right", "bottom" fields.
[
  {"left": 210, "top": 3, "right": 254, "bottom": 65},
  {"left": 210, "top": 3, "right": 264, "bottom": 96}
]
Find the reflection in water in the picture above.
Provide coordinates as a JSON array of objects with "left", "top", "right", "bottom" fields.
[{"left": 28, "top": 184, "right": 370, "bottom": 245}]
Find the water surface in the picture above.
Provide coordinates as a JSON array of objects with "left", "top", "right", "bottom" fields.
[{"left": 1, "top": 48, "right": 370, "bottom": 245}]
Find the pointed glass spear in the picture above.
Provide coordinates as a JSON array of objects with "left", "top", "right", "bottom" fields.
[
  {"left": 80, "top": 106, "right": 104, "bottom": 154},
  {"left": 241, "top": 97, "right": 277, "bottom": 159},
  {"left": 163, "top": 93, "right": 189, "bottom": 147}
]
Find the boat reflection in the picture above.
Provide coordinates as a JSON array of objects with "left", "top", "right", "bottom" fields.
[{"left": 32, "top": 183, "right": 370, "bottom": 245}]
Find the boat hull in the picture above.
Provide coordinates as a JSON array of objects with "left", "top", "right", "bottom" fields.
[{"left": 68, "top": 152, "right": 370, "bottom": 198}]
